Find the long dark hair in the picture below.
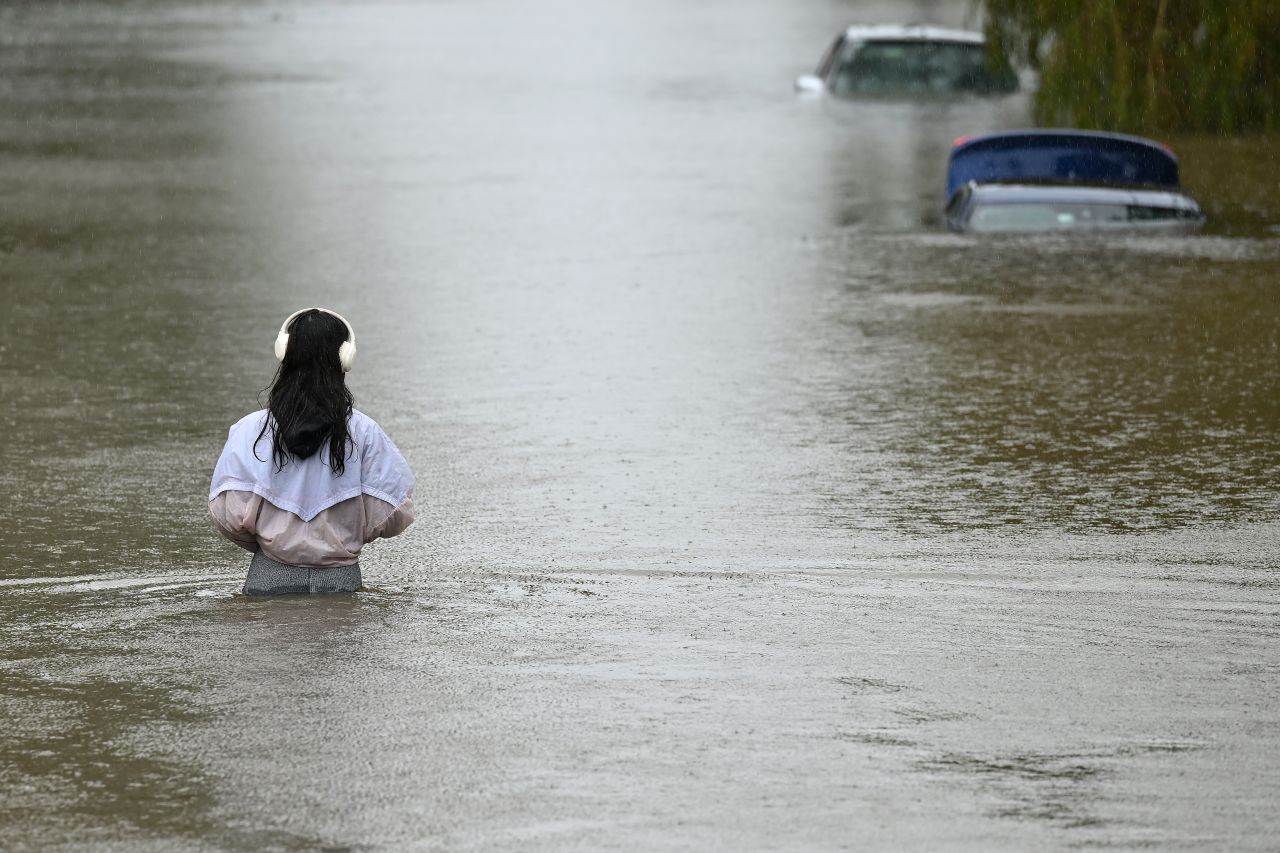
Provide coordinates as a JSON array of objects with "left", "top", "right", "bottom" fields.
[{"left": 256, "top": 309, "right": 355, "bottom": 474}]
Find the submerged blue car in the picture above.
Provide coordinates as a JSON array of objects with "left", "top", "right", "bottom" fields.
[{"left": 944, "top": 130, "right": 1206, "bottom": 233}]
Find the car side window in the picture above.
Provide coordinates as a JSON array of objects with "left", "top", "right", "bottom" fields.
[{"left": 1128, "top": 205, "right": 1190, "bottom": 221}]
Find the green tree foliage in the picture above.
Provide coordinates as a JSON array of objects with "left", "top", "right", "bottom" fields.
[{"left": 982, "top": 0, "right": 1280, "bottom": 133}]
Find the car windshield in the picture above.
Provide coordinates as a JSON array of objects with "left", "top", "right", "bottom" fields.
[
  {"left": 969, "top": 202, "right": 1197, "bottom": 233},
  {"left": 831, "top": 40, "right": 1013, "bottom": 96}
]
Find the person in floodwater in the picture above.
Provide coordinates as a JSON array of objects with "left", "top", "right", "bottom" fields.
[{"left": 208, "top": 308, "right": 415, "bottom": 595}]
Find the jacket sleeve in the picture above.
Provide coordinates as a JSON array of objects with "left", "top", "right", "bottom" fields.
[
  {"left": 362, "top": 494, "right": 414, "bottom": 544},
  {"left": 209, "top": 490, "right": 261, "bottom": 553}
]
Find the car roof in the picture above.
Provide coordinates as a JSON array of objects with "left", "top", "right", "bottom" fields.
[
  {"left": 842, "top": 24, "right": 985, "bottom": 44},
  {"left": 946, "top": 129, "right": 1182, "bottom": 200},
  {"left": 967, "top": 184, "right": 1202, "bottom": 211}
]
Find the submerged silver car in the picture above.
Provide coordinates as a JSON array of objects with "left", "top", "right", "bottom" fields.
[
  {"left": 947, "top": 185, "right": 1206, "bottom": 233},
  {"left": 795, "top": 25, "right": 1018, "bottom": 98}
]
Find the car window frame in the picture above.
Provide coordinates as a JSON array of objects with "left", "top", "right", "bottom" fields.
[{"left": 816, "top": 35, "right": 846, "bottom": 81}]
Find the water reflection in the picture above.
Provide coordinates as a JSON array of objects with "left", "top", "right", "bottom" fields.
[
  {"left": 920, "top": 750, "right": 1108, "bottom": 828},
  {"left": 0, "top": 588, "right": 220, "bottom": 848},
  {"left": 817, "top": 95, "right": 1030, "bottom": 230},
  {"left": 804, "top": 233, "right": 1280, "bottom": 533},
  {"left": 0, "top": 4, "right": 287, "bottom": 581}
]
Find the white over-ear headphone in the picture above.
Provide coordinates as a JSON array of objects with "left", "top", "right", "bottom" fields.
[{"left": 274, "top": 307, "right": 358, "bottom": 372}]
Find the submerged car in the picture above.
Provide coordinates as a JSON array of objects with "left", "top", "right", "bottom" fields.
[
  {"left": 795, "top": 25, "right": 1018, "bottom": 98},
  {"left": 944, "top": 130, "right": 1206, "bottom": 234}
]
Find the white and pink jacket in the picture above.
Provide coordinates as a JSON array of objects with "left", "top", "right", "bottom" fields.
[{"left": 209, "top": 409, "right": 415, "bottom": 567}]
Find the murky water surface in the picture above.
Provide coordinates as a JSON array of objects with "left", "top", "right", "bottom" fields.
[{"left": 2, "top": 1, "right": 1278, "bottom": 850}]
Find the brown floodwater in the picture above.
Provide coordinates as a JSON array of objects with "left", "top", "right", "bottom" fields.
[{"left": 1, "top": 1, "right": 1278, "bottom": 850}]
